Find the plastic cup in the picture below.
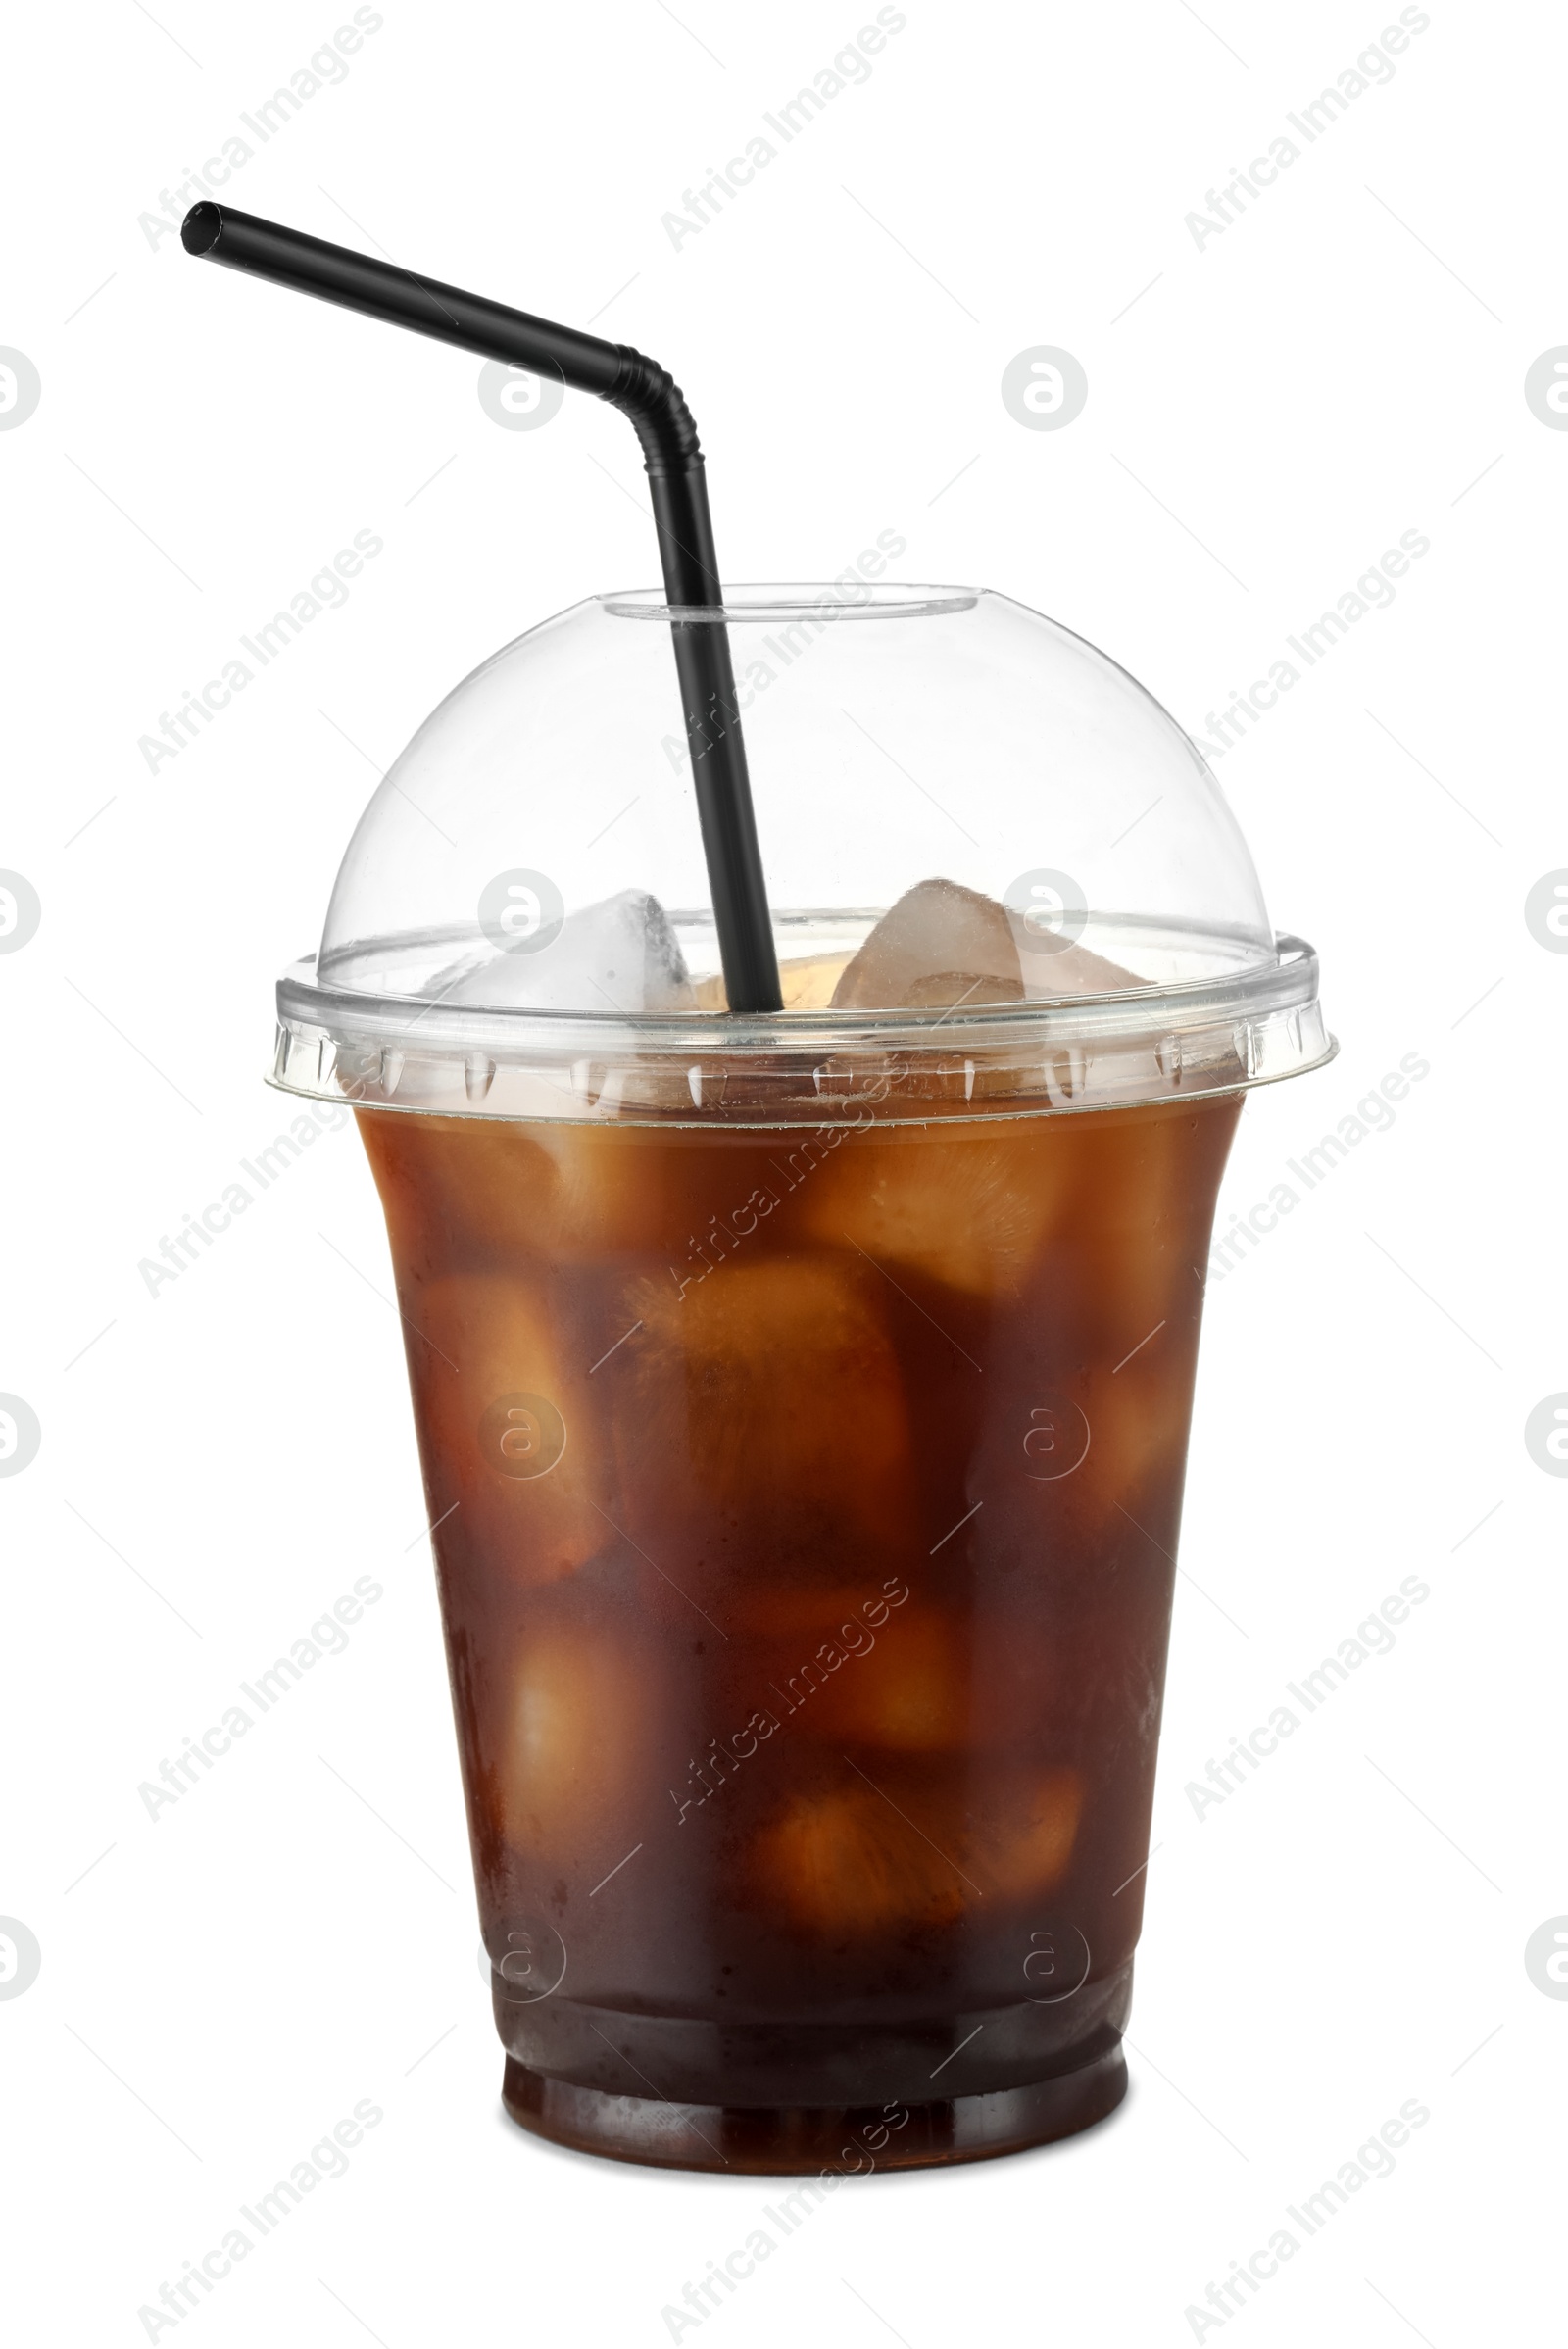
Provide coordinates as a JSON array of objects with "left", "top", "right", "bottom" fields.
[{"left": 274, "top": 584, "right": 1332, "bottom": 2171}]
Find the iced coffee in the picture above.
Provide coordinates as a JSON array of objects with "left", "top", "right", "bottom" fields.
[
  {"left": 351, "top": 866, "right": 1251, "bottom": 2170},
  {"left": 265, "top": 584, "right": 1330, "bottom": 2170}
]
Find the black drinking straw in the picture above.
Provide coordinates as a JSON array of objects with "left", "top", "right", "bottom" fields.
[{"left": 181, "top": 201, "right": 782, "bottom": 1014}]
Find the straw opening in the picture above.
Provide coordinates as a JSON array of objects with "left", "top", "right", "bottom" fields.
[
  {"left": 181, "top": 202, "right": 222, "bottom": 257},
  {"left": 598, "top": 584, "right": 980, "bottom": 623}
]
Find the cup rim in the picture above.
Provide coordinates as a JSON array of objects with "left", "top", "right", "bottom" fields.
[{"left": 270, "top": 929, "right": 1334, "bottom": 1125}]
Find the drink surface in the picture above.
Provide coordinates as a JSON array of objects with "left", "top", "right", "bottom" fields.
[{"left": 358, "top": 1093, "right": 1239, "bottom": 2130}]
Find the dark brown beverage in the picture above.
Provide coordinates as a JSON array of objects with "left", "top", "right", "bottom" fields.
[{"left": 358, "top": 1088, "right": 1240, "bottom": 2170}]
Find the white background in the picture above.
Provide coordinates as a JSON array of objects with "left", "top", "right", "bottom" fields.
[{"left": 3, "top": 0, "right": 1562, "bottom": 2341}]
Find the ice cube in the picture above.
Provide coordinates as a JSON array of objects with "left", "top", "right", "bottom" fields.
[
  {"left": 498, "top": 1620, "right": 654, "bottom": 1861},
  {"left": 832, "top": 878, "right": 1024, "bottom": 1011},
  {"left": 430, "top": 889, "right": 696, "bottom": 1013},
  {"left": 801, "top": 1605, "right": 1078, "bottom": 1754},
  {"left": 751, "top": 1760, "right": 1082, "bottom": 1933},
  {"left": 1075, "top": 1354, "right": 1195, "bottom": 1513},
  {"left": 749, "top": 1781, "right": 967, "bottom": 1936},
  {"left": 1068, "top": 1097, "right": 1239, "bottom": 1332},
  {"left": 619, "top": 1256, "right": 914, "bottom": 1547},
  {"left": 797, "top": 1119, "right": 1073, "bottom": 1297},
  {"left": 965, "top": 1766, "right": 1082, "bottom": 1898},
  {"left": 403, "top": 1272, "right": 603, "bottom": 1584},
  {"left": 360, "top": 1109, "right": 693, "bottom": 1264},
  {"left": 830, "top": 877, "right": 1139, "bottom": 1012},
  {"left": 1010, "top": 922, "right": 1140, "bottom": 999},
  {"left": 799, "top": 1604, "right": 967, "bottom": 1752}
]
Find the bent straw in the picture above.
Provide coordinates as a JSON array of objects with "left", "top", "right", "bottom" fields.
[{"left": 181, "top": 201, "right": 782, "bottom": 1013}]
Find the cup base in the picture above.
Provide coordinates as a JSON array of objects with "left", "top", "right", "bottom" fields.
[{"left": 500, "top": 2042, "right": 1127, "bottom": 2174}]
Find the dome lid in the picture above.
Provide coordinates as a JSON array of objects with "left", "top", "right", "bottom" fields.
[{"left": 273, "top": 583, "right": 1332, "bottom": 1124}]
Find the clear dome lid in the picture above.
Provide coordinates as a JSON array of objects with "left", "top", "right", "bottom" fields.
[{"left": 274, "top": 584, "right": 1332, "bottom": 1125}]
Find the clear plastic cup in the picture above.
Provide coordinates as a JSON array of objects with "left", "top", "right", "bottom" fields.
[{"left": 274, "top": 583, "right": 1331, "bottom": 2171}]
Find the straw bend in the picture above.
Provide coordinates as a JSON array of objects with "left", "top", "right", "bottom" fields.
[
  {"left": 606, "top": 350, "right": 704, "bottom": 477},
  {"left": 180, "top": 200, "right": 781, "bottom": 1012}
]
